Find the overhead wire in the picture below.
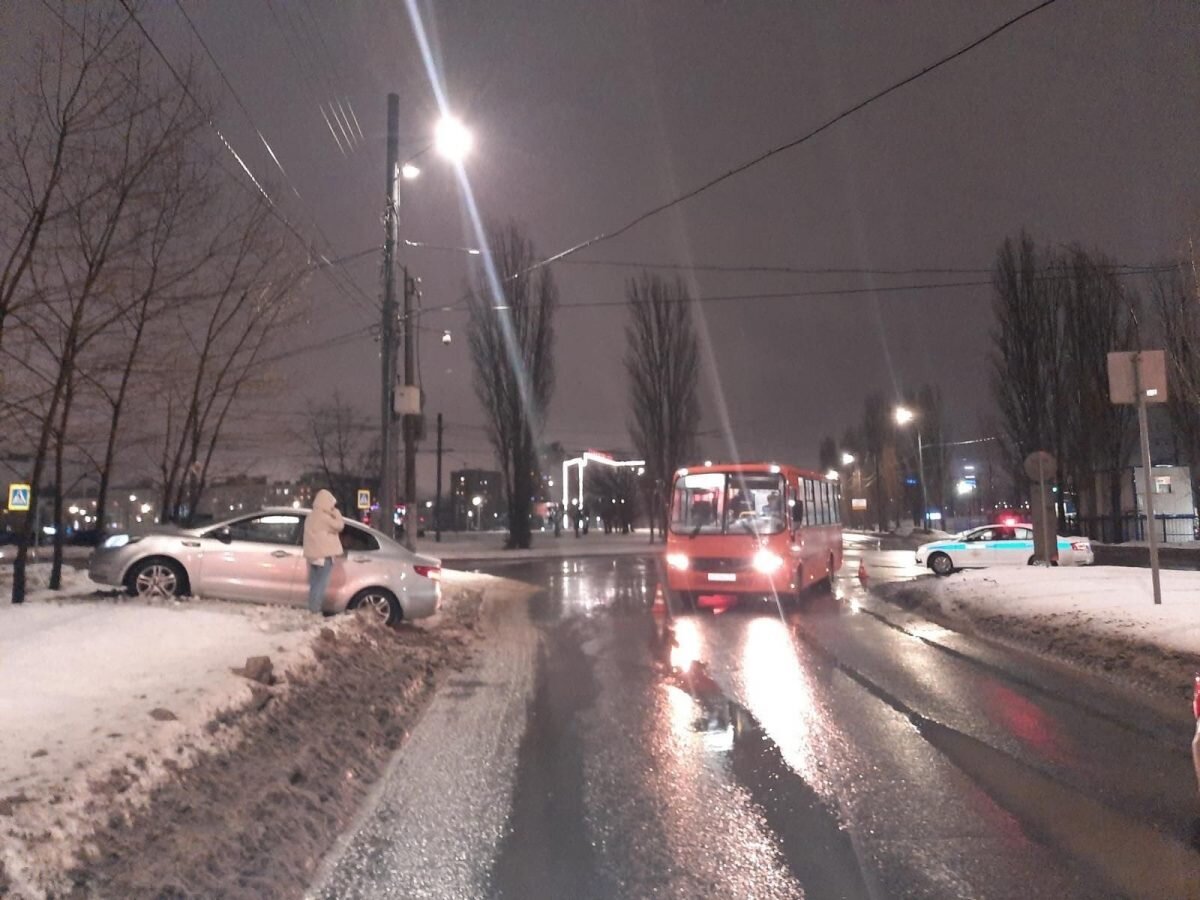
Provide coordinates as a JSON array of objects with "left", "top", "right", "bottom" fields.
[
  {"left": 131, "top": 0, "right": 380, "bottom": 319},
  {"left": 507, "top": 0, "right": 1064, "bottom": 277}
]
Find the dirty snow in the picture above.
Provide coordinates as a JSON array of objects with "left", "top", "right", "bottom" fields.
[
  {"left": 0, "top": 591, "right": 320, "bottom": 894},
  {"left": 0, "top": 568, "right": 517, "bottom": 899},
  {"left": 875, "top": 566, "right": 1200, "bottom": 698}
]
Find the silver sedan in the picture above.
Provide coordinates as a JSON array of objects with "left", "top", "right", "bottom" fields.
[{"left": 88, "top": 508, "right": 440, "bottom": 625}]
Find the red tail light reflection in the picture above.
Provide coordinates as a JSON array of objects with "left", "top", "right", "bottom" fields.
[{"left": 414, "top": 565, "right": 441, "bottom": 581}]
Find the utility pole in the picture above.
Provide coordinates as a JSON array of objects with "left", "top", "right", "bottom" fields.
[
  {"left": 435, "top": 413, "right": 443, "bottom": 543},
  {"left": 402, "top": 266, "right": 418, "bottom": 550},
  {"left": 1133, "top": 352, "right": 1163, "bottom": 605},
  {"left": 378, "top": 93, "right": 399, "bottom": 538}
]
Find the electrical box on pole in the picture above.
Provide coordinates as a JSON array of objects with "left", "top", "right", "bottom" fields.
[{"left": 1108, "top": 350, "right": 1167, "bottom": 605}]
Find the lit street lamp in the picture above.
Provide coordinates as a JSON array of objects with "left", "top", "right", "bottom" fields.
[
  {"left": 435, "top": 115, "right": 473, "bottom": 162},
  {"left": 841, "top": 452, "right": 855, "bottom": 466},
  {"left": 472, "top": 494, "right": 483, "bottom": 532},
  {"left": 895, "top": 405, "right": 929, "bottom": 531}
]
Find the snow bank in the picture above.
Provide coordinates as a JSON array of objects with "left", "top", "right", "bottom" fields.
[
  {"left": 876, "top": 566, "right": 1200, "bottom": 698},
  {"left": 0, "top": 594, "right": 321, "bottom": 895}
]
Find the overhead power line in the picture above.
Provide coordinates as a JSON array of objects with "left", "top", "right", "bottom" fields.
[
  {"left": 521, "top": 0, "right": 1062, "bottom": 273},
  {"left": 120, "top": 0, "right": 379, "bottom": 319},
  {"left": 426, "top": 263, "right": 1174, "bottom": 320},
  {"left": 556, "top": 257, "right": 1173, "bottom": 279}
]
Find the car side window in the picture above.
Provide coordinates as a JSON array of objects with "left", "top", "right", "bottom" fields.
[
  {"left": 340, "top": 525, "right": 379, "bottom": 553},
  {"left": 993, "top": 527, "right": 1016, "bottom": 541},
  {"left": 219, "top": 515, "right": 302, "bottom": 545},
  {"left": 970, "top": 529, "right": 995, "bottom": 542},
  {"left": 1015, "top": 527, "right": 1033, "bottom": 540}
]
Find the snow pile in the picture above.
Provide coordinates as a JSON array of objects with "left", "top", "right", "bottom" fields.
[
  {"left": 0, "top": 595, "right": 320, "bottom": 895},
  {"left": 0, "top": 561, "right": 102, "bottom": 602},
  {"left": 877, "top": 566, "right": 1200, "bottom": 698}
]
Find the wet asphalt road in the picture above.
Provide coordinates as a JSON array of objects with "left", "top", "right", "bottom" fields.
[{"left": 314, "top": 544, "right": 1200, "bottom": 899}]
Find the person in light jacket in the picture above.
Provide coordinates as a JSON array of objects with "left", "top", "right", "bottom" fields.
[{"left": 304, "top": 489, "right": 345, "bottom": 613}]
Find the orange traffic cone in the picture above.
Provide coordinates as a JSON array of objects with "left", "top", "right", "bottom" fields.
[
  {"left": 652, "top": 585, "right": 668, "bottom": 617},
  {"left": 857, "top": 558, "right": 868, "bottom": 585}
]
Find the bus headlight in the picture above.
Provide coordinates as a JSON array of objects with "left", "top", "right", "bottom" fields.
[
  {"left": 753, "top": 549, "right": 784, "bottom": 574},
  {"left": 666, "top": 553, "right": 690, "bottom": 571}
]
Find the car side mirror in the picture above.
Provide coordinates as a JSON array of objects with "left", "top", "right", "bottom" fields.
[{"left": 215, "top": 527, "right": 233, "bottom": 545}]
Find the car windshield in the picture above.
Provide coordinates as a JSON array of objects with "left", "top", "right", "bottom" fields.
[{"left": 670, "top": 472, "right": 786, "bottom": 535}]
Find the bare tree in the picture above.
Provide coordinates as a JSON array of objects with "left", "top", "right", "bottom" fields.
[
  {"left": 154, "top": 195, "right": 303, "bottom": 525},
  {"left": 817, "top": 436, "right": 838, "bottom": 473},
  {"left": 466, "top": 222, "right": 557, "bottom": 550},
  {"left": 304, "top": 391, "right": 369, "bottom": 512},
  {"left": 990, "top": 231, "right": 1063, "bottom": 496},
  {"left": 625, "top": 273, "right": 700, "bottom": 542},
  {"left": 1059, "top": 246, "right": 1138, "bottom": 536},
  {"left": 4, "top": 20, "right": 209, "bottom": 600},
  {"left": 861, "top": 393, "right": 891, "bottom": 530},
  {"left": 1151, "top": 258, "right": 1200, "bottom": 501},
  {"left": 0, "top": 3, "right": 134, "bottom": 356}
]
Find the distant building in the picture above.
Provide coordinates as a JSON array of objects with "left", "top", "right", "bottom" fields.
[
  {"left": 450, "top": 469, "right": 502, "bottom": 530},
  {"left": 195, "top": 477, "right": 310, "bottom": 522}
]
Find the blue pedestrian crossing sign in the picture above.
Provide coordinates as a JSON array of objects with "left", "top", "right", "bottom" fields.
[
  {"left": 7, "top": 483, "right": 31, "bottom": 512},
  {"left": 356, "top": 489, "right": 371, "bottom": 511}
]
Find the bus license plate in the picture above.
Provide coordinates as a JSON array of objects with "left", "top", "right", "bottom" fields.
[{"left": 707, "top": 573, "right": 736, "bottom": 582}]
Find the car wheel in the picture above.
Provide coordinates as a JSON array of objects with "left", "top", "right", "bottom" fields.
[
  {"left": 928, "top": 552, "right": 954, "bottom": 577},
  {"left": 126, "top": 558, "right": 188, "bottom": 599},
  {"left": 1028, "top": 555, "right": 1058, "bottom": 567},
  {"left": 348, "top": 587, "right": 402, "bottom": 626}
]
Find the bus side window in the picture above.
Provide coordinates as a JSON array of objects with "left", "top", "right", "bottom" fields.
[
  {"left": 804, "top": 479, "right": 816, "bottom": 527},
  {"left": 832, "top": 483, "right": 842, "bottom": 523}
]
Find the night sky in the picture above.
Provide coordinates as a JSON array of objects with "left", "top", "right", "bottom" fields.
[{"left": 9, "top": 1, "right": 1199, "bottom": 489}]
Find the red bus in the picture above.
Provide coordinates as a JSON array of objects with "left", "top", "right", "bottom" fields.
[{"left": 664, "top": 462, "right": 843, "bottom": 609}]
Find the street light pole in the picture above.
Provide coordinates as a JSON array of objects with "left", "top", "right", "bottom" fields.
[{"left": 378, "top": 93, "right": 400, "bottom": 538}]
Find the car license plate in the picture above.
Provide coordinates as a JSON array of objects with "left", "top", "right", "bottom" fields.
[{"left": 707, "top": 573, "right": 736, "bottom": 582}]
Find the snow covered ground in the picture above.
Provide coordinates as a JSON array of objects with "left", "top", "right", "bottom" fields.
[
  {"left": 0, "top": 564, "right": 513, "bottom": 898},
  {"left": 874, "top": 566, "right": 1200, "bottom": 699}
]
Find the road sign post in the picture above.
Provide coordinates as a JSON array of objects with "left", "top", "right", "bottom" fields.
[{"left": 1108, "top": 350, "right": 1167, "bottom": 605}]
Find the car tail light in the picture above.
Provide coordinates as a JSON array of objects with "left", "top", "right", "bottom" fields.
[
  {"left": 1071, "top": 541, "right": 1090, "bottom": 551},
  {"left": 414, "top": 565, "right": 441, "bottom": 581},
  {"left": 1193, "top": 674, "right": 1200, "bottom": 720}
]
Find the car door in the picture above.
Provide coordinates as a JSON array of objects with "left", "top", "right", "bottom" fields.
[
  {"left": 195, "top": 513, "right": 305, "bottom": 605},
  {"left": 961, "top": 528, "right": 994, "bottom": 567},
  {"left": 989, "top": 526, "right": 1027, "bottom": 566},
  {"left": 325, "top": 524, "right": 380, "bottom": 603}
]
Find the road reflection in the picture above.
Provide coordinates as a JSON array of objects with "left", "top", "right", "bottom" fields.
[{"left": 651, "top": 614, "right": 872, "bottom": 898}]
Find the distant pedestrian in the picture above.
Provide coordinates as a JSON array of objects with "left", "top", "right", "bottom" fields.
[{"left": 304, "top": 489, "right": 345, "bottom": 614}]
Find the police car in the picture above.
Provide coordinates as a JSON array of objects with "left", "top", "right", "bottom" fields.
[{"left": 915, "top": 524, "right": 1094, "bottom": 576}]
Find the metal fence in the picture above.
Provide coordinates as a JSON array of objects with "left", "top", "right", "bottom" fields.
[{"left": 1074, "top": 514, "right": 1198, "bottom": 544}]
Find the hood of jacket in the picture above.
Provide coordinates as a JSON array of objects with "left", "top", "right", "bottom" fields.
[{"left": 312, "top": 489, "right": 337, "bottom": 513}]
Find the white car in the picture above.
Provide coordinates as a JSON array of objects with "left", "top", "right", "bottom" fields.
[
  {"left": 915, "top": 524, "right": 1094, "bottom": 576},
  {"left": 88, "top": 508, "right": 441, "bottom": 625}
]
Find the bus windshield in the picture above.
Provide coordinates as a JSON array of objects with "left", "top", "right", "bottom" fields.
[{"left": 671, "top": 472, "right": 786, "bottom": 535}]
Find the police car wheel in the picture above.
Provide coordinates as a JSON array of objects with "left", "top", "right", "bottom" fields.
[{"left": 929, "top": 552, "right": 954, "bottom": 576}]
